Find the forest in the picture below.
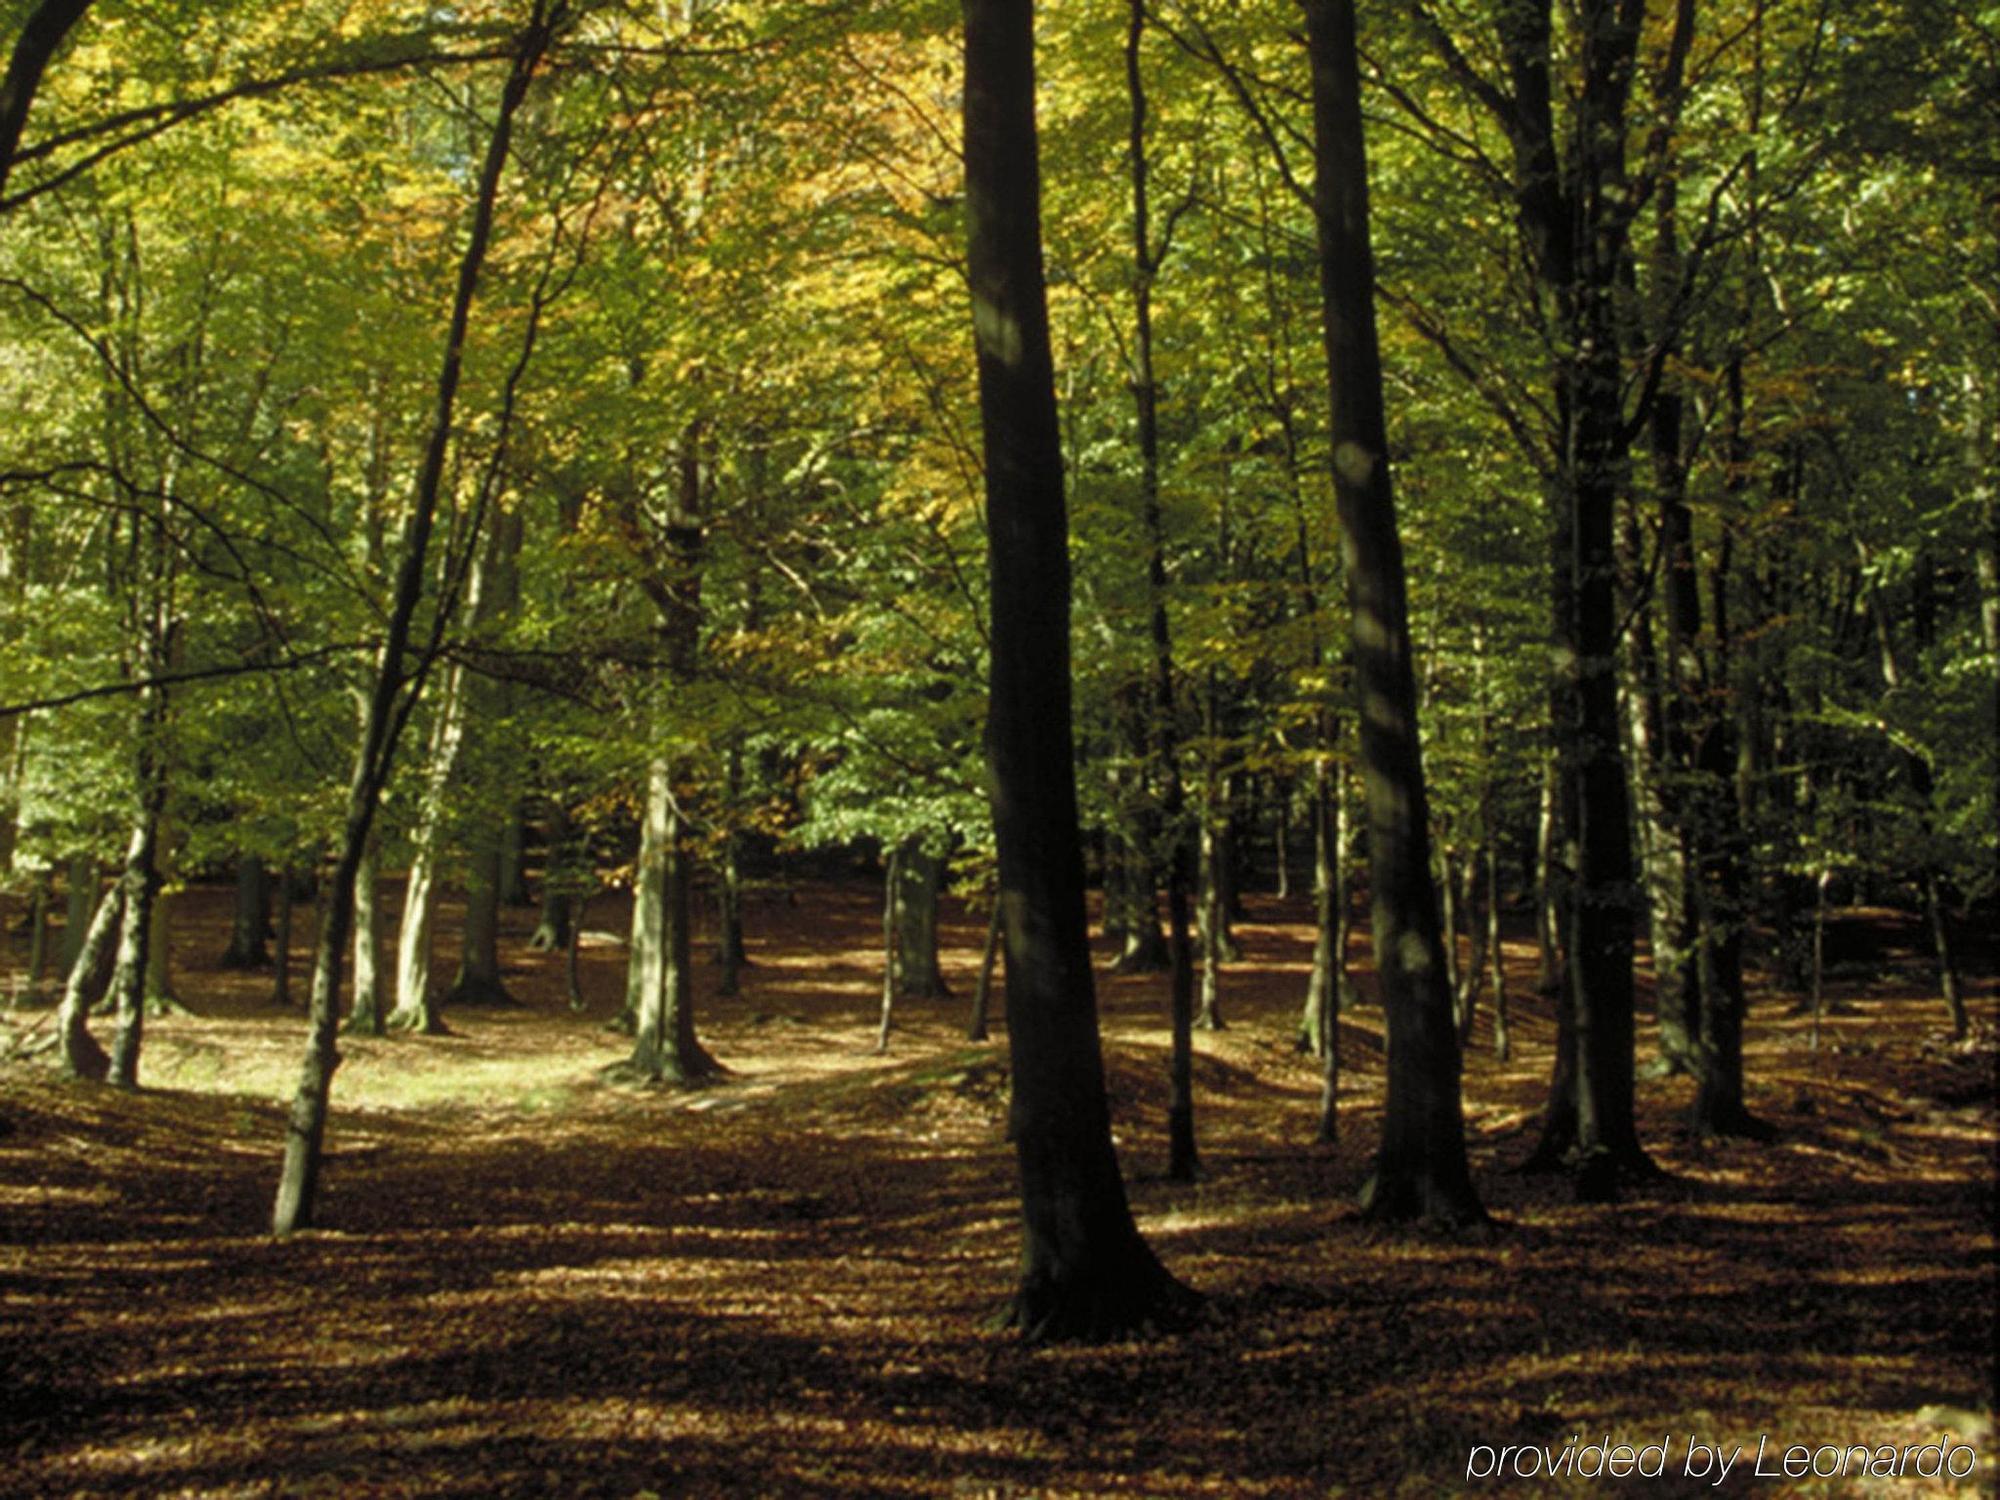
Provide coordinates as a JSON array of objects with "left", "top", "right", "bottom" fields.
[{"left": 0, "top": 0, "right": 1994, "bottom": 1494}]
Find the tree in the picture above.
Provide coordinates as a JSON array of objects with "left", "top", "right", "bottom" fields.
[
  {"left": 1301, "top": 0, "right": 1483, "bottom": 1227},
  {"left": 272, "top": 1, "right": 564, "bottom": 1236},
  {"left": 960, "top": 0, "right": 1197, "bottom": 1340}
]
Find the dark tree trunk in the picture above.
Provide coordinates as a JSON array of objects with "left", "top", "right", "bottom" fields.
[
  {"left": 24, "top": 873, "right": 50, "bottom": 994},
  {"left": 219, "top": 855, "right": 270, "bottom": 968},
  {"left": 968, "top": 889, "right": 1001, "bottom": 1042},
  {"left": 962, "top": 0, "right": 1196, "bottom": 1340},
  {"left": 529, "top": 800, "right": 576, "bottom": 953},
  {"left": 499, "top": 806, "right": 532, "bottom": 907},
  {"left": 444, "top": 822, "right": 513, "bottom": 1007},
  {"left": 894, "top": 843, "right": 952, "bottom": 999},
  {"left": 1487, "top": 841, "right": 1510, "bottom": 1061},
  {"left": 273, "top": 6, "right": 556, "bottom": 1235},
  {"left": 0, "top": 0, "right": 93, "bottom": 203},
  {"left": 1124, "top": 0, "right": 1198, "bottom": 1183},
  {"left": 272, "top": 866, "right": 295, "bottom": 1010},
  {"left": 1304, "top": 0, "right": 1483, "bottom": 1225}
]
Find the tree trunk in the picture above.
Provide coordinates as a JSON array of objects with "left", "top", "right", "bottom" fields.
[
  {"left": 220, "top": 855, "right": 270, "bottom": 968},
  {"left": 499, "top": 806, "right": 532, "bottom": 907},
  {"left": 387, "top": 687, "right": 462, "bottom": 1035},
  {"left": 0, "top": 0, "right": 94, "bottom": 203},
  {"left": 713, "top": 749, "right": 747, "bottom": 994},
  {"left": 877, "top": 846, "right": 899, "bottom": 1053},
  {"left": 273, "top": 7, "right": 555, "bottom": 1235},
  {"left": 444, "top": 815, "right": 512, "bottom": 1007},
  {"left": 56, "top": 881, "right": 116, "bottom": 1080},
  {"left": 345, "top": 841, "right": 383, "bottom": 1031},
  {"left": 1195, "top": 811, "right": 1225, "bottom": 1031},
  {"left": 894, "top": 843, "right": 952, "bottom": 999},
  {"left": 60, "top": 851, "right": 93, "bottom": 980},
  {"left": 1305, "top": 0, "right": 1482, "bottom": 1225},
  {"left": 1487, "top": 840, "right": 1509, "bottom": 1061},
  {"left": 24, "top": 872, "right": 49, "bottom": 995},
  {"left": 530, "top": 799, "right": 577, "bottom": 953},
  {"left": 272, "top": 865, "right": 295, "bottom": 1009},
  {"left": 1532, "top": 758, "right": 1561, "bottom": 995},
  {"left": 968, "top": 888, "right": 1001, "bottom": 1042},
  {"left": 962, "top": 0, "right": 1196, "bottom": 1339}
]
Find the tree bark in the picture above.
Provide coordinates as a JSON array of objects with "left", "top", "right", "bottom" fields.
[
  {"left": 962, "top": 0, "right": 1195, "bottom": 1339},
  {"left": 877, "top": 846, "right": 899, "bottom": 1053},
  {"left": 345, "top": 840, "right": 384, "bottom": 1031},
  {"left": 56, "top": 881, "right": 116, "bottom": 1080},
  {"left": 0, "top": 0, "right": 92, "bottom": 203},
  {"left": 59, "top": 851, "right": 93, "bottom": 980},
  {"left": 894, "top": 843, "right": 952, "bottom": 999},
  {"left": 272, "top": 864, "right": 295, "bottom": 1010},
  {"left": 1304, "top": 0, "right": 1483, "bottom": 1226},
  {"left": 968, "top": 889, "right": 1001, "bottom": 1042},
  {"left": 220, "top": 855, "right": 270, "bottom": 968},
  {"left": 273, "top": 5, "right": 557, "bottom": 1235}
]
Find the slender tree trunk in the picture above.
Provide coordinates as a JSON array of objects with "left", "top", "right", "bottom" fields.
[
  {"left": 714, "top": 744, "right": 747, "bottom": 994},
  {"left": 272, "top": 865, "right": 294, "bottom": 1009},
  {"left": 1533, "top": 758, "right": 1561, "bottom": 995},
  {"left": 962, "top": 0, "right": 1195, "bottom": 1339},
  {"left": 106, "top": 558, "right": 170, "bottom": 1089},
  {"left": 1305, "top": 0, "right": 1481, "bottom": 1224},
  {"left": 566, "top": 890, "right": 586, "bottom": 1011},
  {"left": 273, "top": 6, "right": 556, "bottom": 1234},
  {"left": 345, "top": 840, "right": 384, "bottom": 1032},
  {"left": 1124, "top": 2, "right": 1197, "bottom": 1186},
  {"left": 877, "top": 847, "right": 899, "bottom": 1053},
  {"left": 24, "top": 873, "right": 50, "bottom": 995},
  {"left": 56, "top": 882, "right": 116, "bottom": 1079},
  {"left": 969, "top": 889, "right": 1001, "bottom": 1042},
  {"left": 1487, "top": 840, "right": 1509, "bottom": 1061}
]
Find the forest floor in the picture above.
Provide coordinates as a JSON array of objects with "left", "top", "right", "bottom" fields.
[{"left": 0, "top": 878, "right": 1995, "bottom": 1498}]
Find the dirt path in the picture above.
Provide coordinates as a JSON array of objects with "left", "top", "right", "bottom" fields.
[{"left": 1, "top": 881, "right": 1994, "bottom": 1496}]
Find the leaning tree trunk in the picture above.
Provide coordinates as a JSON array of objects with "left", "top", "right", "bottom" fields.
[
  {"left": 273, "top": 6, "right": 556, "bottom": 1235},
  {"left": 56, "top": 882, "right": 117, "bottom": 1080},
  {"left": 962, "top": 0, "right": 1196, "bottom": 1340},
  {"left": 1304, "top": 0, "right": 1483, "bottom": 1225},
  {"left": 0, "top": 0, "right": 94, "bottom": 204}
]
